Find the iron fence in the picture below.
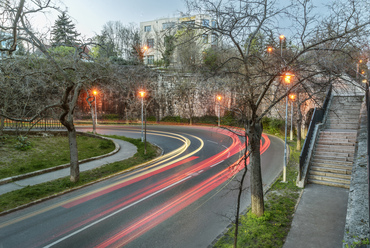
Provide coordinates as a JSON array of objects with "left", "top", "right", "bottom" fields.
[
  {"left": 298, "top": 84, "right": 332, "bottom": 181},
  {"left": 1, "top": 118, "right": 64, "bottom": 131}
]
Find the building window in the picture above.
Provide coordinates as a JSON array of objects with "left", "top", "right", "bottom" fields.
[
  {"left": 202, "top": 19, "right": 209, "bottom": 27},
  {"left": 147, "top": 55, "right": 154, "bottom": 65},
  {"left": 180, "top": 20, "right": 195, "bottom": 29},
  {"left": 147, "top": 39, "right": 154, "bottom": 48},
  {"left": 162, "top": 22, "right": 175, "bottom": 30},
  {"left": 211, "top": 20, "right": 217, "bottom": 28},
  {"left": 144, "top": 25, "right": 151, "bottom": 32},
  {"left": 211, "top": 33, "right": 218, "bottom": 45},
  {"left": 202, "top": 34, "right": 208, "bottom": 44}
]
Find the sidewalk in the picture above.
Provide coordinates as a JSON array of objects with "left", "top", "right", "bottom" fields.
[
  {"left": 0, "top": 138, "right": 137, "bottom": 196},
  {"left": 283, "top": 184, "right": 349, "bottom": 248}
]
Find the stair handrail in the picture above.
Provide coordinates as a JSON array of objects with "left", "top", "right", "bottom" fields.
[{"left": 298, "top": 84, "right": 332, "bottom": 181}]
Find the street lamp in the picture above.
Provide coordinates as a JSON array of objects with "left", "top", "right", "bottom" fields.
[
  {"left": 357, "top": 59, "right": 363, "bottom": 80},
  {"left": 289, "top": 93, "right": 297, "bottom": 141},
  {"left": 217, "top": 95, "right": 222, "bottom": 126},
  {"left": 279, "top": 35, "right": 285, "bottom": 57},
  {"left": 139, "top": 90, "right": 146, "bottom": 142},
  {"left": 267, "top": 46, "right": 273, "bottom": 54},
  {"left": 282, "top": 72, "right": 294, "bottom": 182},
  {"left": 93, "top": 90, "right": 98, "bottom": 127}
]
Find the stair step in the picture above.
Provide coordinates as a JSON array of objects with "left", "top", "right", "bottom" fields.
[
  {"left": 311, "top": 159, "right": 353, "bottom": 166},
  {"left": 314, "top": 151, "right": 354, "bottom": 158},
  {"left": 309, "top": 170, "right": 352, "bottom": 179},
  {"left": 311, "top": 162, "right": 353, "bottom": 170},
  {"left": 314, "top": 155, "right": 354, "bottom": 162},
  {"left": 326, "top": 125, "right": 358, "bottom": 130},
  {"left": 316, "top": 141, "right": 356, "bottom": 146},
  {"left": 315, "top": 144, "right": 356, "bottom": 152},
  {"left": 309, "top": 175, "right": 350, "bottom": 184},
  {"left": 318, "top": 138, "right": 357, "bottom": 144},
  {"left": 308, "top": 179, "right": 350, "bottom": 189},
  {"left": 310, "top": 166, "right": 352, "bottom": 175}
]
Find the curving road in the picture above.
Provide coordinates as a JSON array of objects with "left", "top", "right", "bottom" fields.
[{"left": 0, "top": 125, "right": 284, "bottom": 248}]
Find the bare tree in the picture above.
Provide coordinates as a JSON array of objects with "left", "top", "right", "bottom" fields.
[
  {"left": 186, "top": 0, "right": 370, "bottom": 227},
  {"left": 0, "top": 0, "right": 115, "bottom": 183}
]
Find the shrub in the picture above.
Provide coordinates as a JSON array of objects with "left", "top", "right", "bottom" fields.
[
  {"left": 101, "top": 114, "right": 119, "bottom": 120},
  {"left": 15, "top": 135, "right": 32, "bottom": 151},
  {"left": 161, "top": 116, "right": 189, "bottom": 123}
]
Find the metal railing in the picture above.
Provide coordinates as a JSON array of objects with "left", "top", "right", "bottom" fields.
[
  {"left": 366, "top": 82, "right": 370, "bottom": 227},
  {"left": 1, "top": 118, "right": 64, "bottom": 131},
  {"left": 298, "top": 84, "right": 332, "bottom": 181}
]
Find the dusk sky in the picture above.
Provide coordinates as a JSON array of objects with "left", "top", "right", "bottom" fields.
[
  {"left": 53, "top": 0, "right": 187, "bottom": 38},
  {"left": 34, "top": 0, "right": 329, "bottom": 39}
]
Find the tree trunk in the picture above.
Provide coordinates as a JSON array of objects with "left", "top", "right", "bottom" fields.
[
  {"left": 247, "top": 120, "right": 264, "bottom": 217},
  {"left": 68, "top": 127, "right": 79, "bottom": 183},
  {"left": 297, "top": 97, "right": 303, "bottom": 151},
  {"left": 233, "top": 132, "right": 248, "bottom": 248},
  {"left": 296, "top": 118, "right": 302, "bottom": 151},
  {"left": 0, "top": 116, "right": 4, "bottom": 135}
]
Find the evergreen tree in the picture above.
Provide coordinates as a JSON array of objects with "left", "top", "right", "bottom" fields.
[{"left": 51, "top": 12, "right": 80, "bottom": 47}]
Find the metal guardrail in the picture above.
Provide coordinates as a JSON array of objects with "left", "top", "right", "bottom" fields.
[
  {"left": 1, "top": 118, "right": 64, "bottom": 131},
  {"left": 298, "top": 84, "right": 332, "bottom": 181}
]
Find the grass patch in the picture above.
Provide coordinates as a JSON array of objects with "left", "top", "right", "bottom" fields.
[
  {"left": 0, "top": 135, "right": 159, "bottom": 213},
  {"left": 0, "top": 134, "right": 115, "bottom": 179},
  {"left": 214, "top": 138, "right": 302, "bottom": 248}
]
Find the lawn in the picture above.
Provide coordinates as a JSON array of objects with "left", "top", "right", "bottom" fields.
[{"left": 0, "top": 133, "right": 115, "bottom": 179}]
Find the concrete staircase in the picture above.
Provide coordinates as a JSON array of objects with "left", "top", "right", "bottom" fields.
[{"left": 307, "top": 96, "right": 362, "bottom": 188}]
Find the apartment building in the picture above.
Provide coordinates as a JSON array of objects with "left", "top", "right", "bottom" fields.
[{"left": 140, "top": 14, "right": 219, "bottom": 66}]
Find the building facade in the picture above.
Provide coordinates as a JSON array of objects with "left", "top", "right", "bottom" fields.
[{"left": 140, "top": 14, "right": 219, "bottom": 66}]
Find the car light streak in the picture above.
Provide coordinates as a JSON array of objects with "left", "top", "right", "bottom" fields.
[
  {"left": 94, "top": 135, "right": 270, "bottom": 247},
  {"left": 40, "top": 130, "right": 243, "bottom": 246},
  {"left": 42, "top": 176, "right": 193, "bottom": 248},
  {"left": 0, "top": 131, "right": 196, "bottom": 229}
]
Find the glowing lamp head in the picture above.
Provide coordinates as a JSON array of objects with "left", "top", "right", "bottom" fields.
[
  {"left": 279, "top": 35, "right": 285, "bottom": 41},
  {"left": 282, "top": 72, "right": 294, "bottom": 84},
  {"left": 93, "top": 90, "right": 97, "bottom": 95},
  {"left": 267, "top": 46, "right": 273, "bottom": 53},
  {"left": 217, "top": 95, "right": 222, "bottom": 101},
  {"left": 359, "top": 59, "right": 363, "bottom": 63},
  {"left": 143, "top": 46, "right": 148, "bottom": 51},
  {"left": 139, "top": 91, "right": 146, "bottom": 98},
  {"left": 289, "top": 93, "right": 296, "bottom": 101}
]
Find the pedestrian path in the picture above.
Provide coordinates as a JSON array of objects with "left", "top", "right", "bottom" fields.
[
  {"left": 283, "top": 184, "right": 349, "bottom": 248},
  {"left": 0, "top": 138, "right": 137, "bottom": 195}
]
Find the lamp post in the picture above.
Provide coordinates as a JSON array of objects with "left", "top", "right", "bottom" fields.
[
  {"left": 217, "top": 95, "right": 222, "bottom": 126},
  {"left": 357, "top": 59, "right": 363, "bottom": 80},
  {"left": 279, "top": 35, "right": 285, "bottom": 57},
  {"left": 289, "top": 93, "right": 297, "bottom": 141},
  {"left": 139, "top": 90, "right": 145, "bottom": 142},
  {"left": 93, "top": 90, "right": 98, "bottom": 127},
  {"left": 282, "top": 72, "right": 294, "bottom": 182}
]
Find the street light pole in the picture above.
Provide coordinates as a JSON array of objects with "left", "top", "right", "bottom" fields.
[
  {"left": 282, "top": 73, "right": 294, "bottom": 182},
  {"left": 139, "top": 90, "right": 145, "bottom": 142},
  {"left": 290, "top": 99, "right": 293, "bottom": 141},
  {"left": 279, "top": 35, "right": 285, "bottom": 58},
  {"left": 93, "top": 90, "right": 98, "bottom": 127},
  {"left": 217, "top": 95, "right": 222, "bottom": 126},
  {"left": 284, "top": 94, "right": 288, "bottom": 182}
]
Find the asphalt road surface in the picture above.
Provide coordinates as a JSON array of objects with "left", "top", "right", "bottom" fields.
[{"left": 0, "top": 125, "right": 284, "bottom": 248}]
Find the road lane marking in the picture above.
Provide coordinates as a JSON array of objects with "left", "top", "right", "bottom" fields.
[
  {"left": 43, "top": 176, "right": 192, "bottom": 248},
  {"left": 207, "top": 140, "right": 218, "bottom": 144},
  {"left": 210, "top": 160, "right": 224, "bottom": 167}
]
